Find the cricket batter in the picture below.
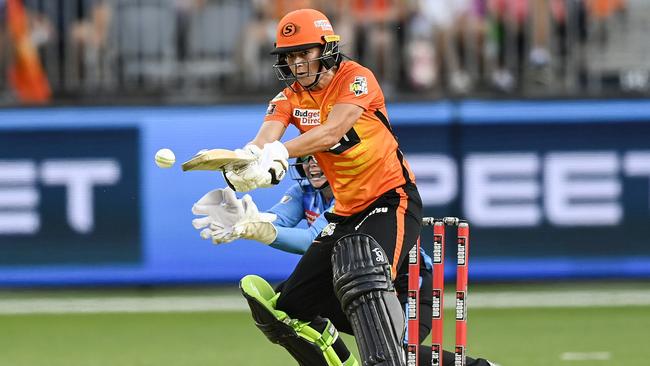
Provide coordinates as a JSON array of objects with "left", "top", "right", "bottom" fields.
[
  {"left": 213, "top": 8, "right": 423, "bottom": 365},
  {"left": 194, "top": 157, "right": 496, "bottom": 365}
]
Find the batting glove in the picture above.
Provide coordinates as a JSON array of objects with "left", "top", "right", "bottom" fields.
[{"left": 224, "top": 141, "right": 289, "bottom": 192}]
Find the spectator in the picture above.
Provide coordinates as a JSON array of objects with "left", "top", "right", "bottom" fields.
[
  {"left": 407, "top": 0, "right": 484, "bottom": 93},
  {"left": 6, "top": 0, "right": 52, "bottom": 103},
  {"left": 237, "top": 0, "right": 276, "bottom": 88},
  {"left": 69, "top": 0, "right": 112, "bottom": 88},
  {"left": 586, "top": 0, "right": 627, "bottom": 44},
  {"left": 0, "top": 0, "right": 7, "bottom": 95},
  {"left": 347, "top": 0, "right": 402, "bottom": 94},
  {"left": 487, "top": 0, "right": 529, "bottom": 92}
]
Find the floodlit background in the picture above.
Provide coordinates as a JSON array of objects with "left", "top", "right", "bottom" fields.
[{"left": 1, "top": 1, "right": 649, "bottom": 365}]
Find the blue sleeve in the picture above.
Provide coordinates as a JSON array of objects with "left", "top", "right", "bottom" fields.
[
  {"left": 309, "top": 207, "right": 330, "bottom": 239},
  {"left": 267, "top": 184, "right": 304, "bottom": 228},
  {"left": 270, "top": 205, "right": 332, "bottom": 254},
  {"left": 271, "top": 227, "right": 315, "bottom": 254}
]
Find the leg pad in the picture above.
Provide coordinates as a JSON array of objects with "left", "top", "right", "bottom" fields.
[{"left": 332, "top": 234, "right": 406, "bottom": 366}]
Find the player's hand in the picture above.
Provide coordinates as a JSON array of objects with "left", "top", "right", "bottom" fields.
[
  {"left": 232, "top": 194, "right": 278, "bottom": 244},
  {"left": 191, "top": 187, "right": 245, "bottom": 244},
  {"left": 224, "top": 141, "right": 289, "bottom": 192}
]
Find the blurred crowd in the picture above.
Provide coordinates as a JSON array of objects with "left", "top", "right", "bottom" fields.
[{"left": 0, "top": 0, "right": 644, "bottom": 105}]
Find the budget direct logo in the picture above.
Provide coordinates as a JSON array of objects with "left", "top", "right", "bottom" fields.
[
  {"left": 0, "top": 128, "right": 141, "bottom": 265},
  {"left": 293, "top": 108, "right": 320, "bottom": 125}
]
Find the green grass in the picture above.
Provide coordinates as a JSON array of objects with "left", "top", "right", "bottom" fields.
[{"left": 2, "top": 306, "right": 649, "bottom": 365}]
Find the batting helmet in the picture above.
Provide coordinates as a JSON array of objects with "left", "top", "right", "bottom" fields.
[{"left": 271, "top": 9, "right": 341, "bottom": 88}]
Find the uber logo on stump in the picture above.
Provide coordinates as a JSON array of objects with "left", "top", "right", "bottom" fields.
[{"left": 0, "top": 129, "right": 141, "bottom": 265}]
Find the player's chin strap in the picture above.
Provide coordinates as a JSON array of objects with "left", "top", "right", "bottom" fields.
[
  {"left": 240, "top": 275, "right": 358, "bottom": 366},
  {"left": 300, "top": 64, "right": 325, "bottom": 91}
]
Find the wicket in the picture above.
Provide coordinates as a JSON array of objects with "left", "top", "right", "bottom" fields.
[{"left": 407, "top": 217, "right": 470, "bottom": 366}]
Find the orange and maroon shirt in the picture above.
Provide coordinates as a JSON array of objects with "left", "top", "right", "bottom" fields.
[{"left": 264, "top": 61, "right": 415, "bottom": 216}]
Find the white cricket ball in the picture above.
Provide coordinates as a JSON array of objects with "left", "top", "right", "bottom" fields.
[{"left": 155, "top": 148, "right": 176, "bottom": 168}]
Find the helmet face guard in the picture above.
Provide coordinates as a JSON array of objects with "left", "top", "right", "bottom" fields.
[
  {"left": 272, "top": 35, "right": 341, "bottom": 91},
  {"left": 290, "top": 156, "right": 328, "bottom": 191}
]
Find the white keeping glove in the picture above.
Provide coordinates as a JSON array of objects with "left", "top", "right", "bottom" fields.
[
  {"left": 191, "top": 187, "right": 245, "bottom": 244},
  {"left": 224, "top": 141, "right": 289, "bottom": 192},
  {"left": 232, "top": 194, "right": 278, "bottom": 244}
]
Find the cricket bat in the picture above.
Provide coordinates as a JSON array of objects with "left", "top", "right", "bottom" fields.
[{"left": 181, "top": 149, "right": 254, "bottom": 171}]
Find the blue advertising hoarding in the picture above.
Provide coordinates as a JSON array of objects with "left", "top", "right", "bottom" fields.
[{"left": 0, "top": 100, "right": 649, "bottom": 286}]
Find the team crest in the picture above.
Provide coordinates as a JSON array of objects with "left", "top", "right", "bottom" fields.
[
  {"left": 349, "top": 76, "right": 368, "bottom": 97},
  {"left": 281, "top": 23, "right": 298, "bottom": 37}
]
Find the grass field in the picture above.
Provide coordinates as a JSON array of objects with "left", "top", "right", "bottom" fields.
[{"left": 1, "top": 282, "right": 649, "bottom": 366}]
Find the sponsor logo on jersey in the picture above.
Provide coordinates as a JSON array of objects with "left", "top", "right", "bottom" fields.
[
  {"left": 349, "top": 76, "right": 368, "bottom": 97},
  {"left": 266, "top": 103, "right": 276, "bottom": 115},
  {"left": 280, "top": 195, "right": 291, "bottom": 204},
  {"left": 293, "top": 108, "right": 321, "bottom": 125},
  {"left": 354, "top": 206, "right": 388, "bottom": 230},
  {"left": 305, "top": 210, "right": 319, "bottom": 225},
  {"left": 314, "top": 19, "right": 333, "bottom": 31},
  {"left": 271, "top": 92, "right": 287, "bottom": 102}
]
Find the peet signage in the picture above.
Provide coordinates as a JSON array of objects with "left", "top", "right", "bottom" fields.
[
  {"left": 0, "top": 128, "right": 141, "bottom": 265},
  {"left": 397, "top": 120, "right": 650, "bottom": 262}
]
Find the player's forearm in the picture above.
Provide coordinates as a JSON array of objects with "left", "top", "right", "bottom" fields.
[
  {"left": 284, "top": 124, "right": 340, "bottom": 157},
  {"left": 270, "top": 226, "right": 314, "bottom": 254},
  {"left": 249, "top": 121, "right": 286, "bottom": 148}
]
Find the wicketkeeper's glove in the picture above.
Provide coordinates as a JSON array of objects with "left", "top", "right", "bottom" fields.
[
  {"left": 191, "top": 187, "right": 245, "bottom": 244},
  {"left": 232, "top": 194, "right": 278, "bottom": 244}
]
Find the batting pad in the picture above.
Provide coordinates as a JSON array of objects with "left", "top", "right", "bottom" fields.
[{"left": 332, "top": 234, "right": 407, "bottom": 366}]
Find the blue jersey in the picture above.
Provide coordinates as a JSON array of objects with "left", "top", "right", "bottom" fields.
[{"left": 267, "top": 183, "right": 332, "bottom": 254}]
